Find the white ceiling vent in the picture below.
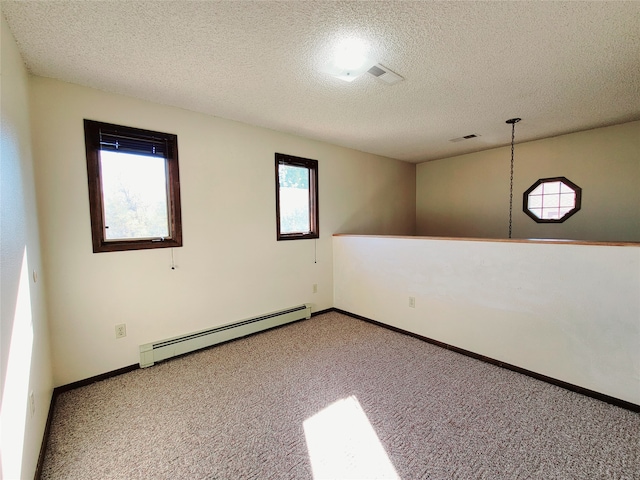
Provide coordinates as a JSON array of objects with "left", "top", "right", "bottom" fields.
[{"left": 367, "top": 64, "right": 404, "bottom": 85}]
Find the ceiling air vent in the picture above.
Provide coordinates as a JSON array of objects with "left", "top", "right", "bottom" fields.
[
  {"left": 450, "top": 134, "right": 480, "bottom": 142},
  {"left": 367, "top": 64, "right": 404, "bottom": 85}
]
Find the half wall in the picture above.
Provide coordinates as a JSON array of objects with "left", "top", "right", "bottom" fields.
[{"left": 333, "top": 235, "right": 640, "bottom": 405}]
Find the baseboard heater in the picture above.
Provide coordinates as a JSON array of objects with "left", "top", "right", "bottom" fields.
[{"left": 139, "top": 304, "right": 311, "bottom": 368}]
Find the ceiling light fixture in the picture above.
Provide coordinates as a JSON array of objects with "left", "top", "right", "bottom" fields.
[
  {"left": 323, "top": 38, "right": 376, "bottom": 82},
  {"left": 506, "top": 117, "right": 521, "bottom": 239}
]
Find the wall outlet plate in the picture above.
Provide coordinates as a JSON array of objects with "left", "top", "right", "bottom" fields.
[
  {"left": 115, "top": 323, "right": 127, "bottom": 339},
  {"left": 29, "top": 391, "right": 35, "bottom": 417}
]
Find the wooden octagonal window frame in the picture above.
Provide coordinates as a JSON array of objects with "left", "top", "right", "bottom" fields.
[{"left": 523, "top": 176, "right": 582, "bottom": 223}]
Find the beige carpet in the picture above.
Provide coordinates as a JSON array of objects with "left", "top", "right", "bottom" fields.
[{"left": 41, "top": 312, "right": 640, "bottom": 479}]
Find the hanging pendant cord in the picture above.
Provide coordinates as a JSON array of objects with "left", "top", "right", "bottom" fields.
[
  {"left": 508, "top": 123, "right": 515, "bottom": 239},
  {"left": 506, "top": 118, "right": 521, "bottom": 239}
]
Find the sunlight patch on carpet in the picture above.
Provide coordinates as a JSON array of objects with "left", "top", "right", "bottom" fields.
[{"left": 303, "top": 395, "right": 399, "bottom": 480}]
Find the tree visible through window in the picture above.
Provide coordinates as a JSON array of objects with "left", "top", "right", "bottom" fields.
[
  {"left": 100, "top": 151, "right": 169, "bottom": 240},
  {"left": 84, "top": 120, "right": 182, "bottom": 252},
  {"left": 275, "top": 153, "right": 319, "bottom": 240}
]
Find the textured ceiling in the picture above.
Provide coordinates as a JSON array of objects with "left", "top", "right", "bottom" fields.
[{"left": 2, "top": 1, "right": 640, "bottom": 163}]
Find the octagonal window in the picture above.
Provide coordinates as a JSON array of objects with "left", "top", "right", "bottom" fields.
[{"left": 523, "top": 177, "right": 582, "bottom": 223}]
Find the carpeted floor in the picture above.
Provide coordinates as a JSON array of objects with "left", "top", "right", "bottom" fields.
[{"left": 41, "top": 311, "right": 640, "bottom": 479}]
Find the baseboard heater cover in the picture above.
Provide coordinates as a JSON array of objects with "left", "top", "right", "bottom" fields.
[{"left": 139, "top": 304, "right": 311, "bottom": 367}]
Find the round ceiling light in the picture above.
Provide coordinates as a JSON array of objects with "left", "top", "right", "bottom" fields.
[{"left": 323, "top": 38, "right": 375, "bottom": 82}]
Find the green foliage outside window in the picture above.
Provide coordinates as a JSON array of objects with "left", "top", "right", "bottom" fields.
[
  {"left": 101, "top": 151, "right": 169, "bottom": 240},
  {"left": 279, "top": 164, "right": 310, "bottom": 233},
  {"left": 275, "top": 153, "right": 318, "bottom": 240}
]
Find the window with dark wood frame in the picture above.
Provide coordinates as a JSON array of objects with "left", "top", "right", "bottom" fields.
[
  {"left": 523, "top": 176, "right": 582, "bottom": 223},
  {"left": 275, "top": 153, "right": 319, "bottom": 241},
  {"left": 84, "top": 120, "right": 182, "bottom": 253}
]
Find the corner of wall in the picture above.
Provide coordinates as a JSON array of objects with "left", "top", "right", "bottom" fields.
[{"left": 1, "top": 13, "right": 54, "bottom": 480}]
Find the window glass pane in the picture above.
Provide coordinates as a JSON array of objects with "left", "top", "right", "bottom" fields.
[
  {"left": 560, "top": 182, "right": 575, "bottom": 194},
  {"left": 543, "top": 193, "right": 560, "bottom": 208},
  {"left": 529, "top": 207, "right": 543, "bottom": 219},
  {"left": 100, "top": 150, "right": 169, "bottom": 240},
  {"left": 279, "top": 164, "right": 310, "bottom": 234},
  {"left": 558, "top": 206, "right": 574, "bottom": 217},
  {"left": 530, "top": 184, "right": 545, "bottom": 196},
  {"left": 542, "top": 208, "right": 561, "bottom": 220},
  {"left": 560, "top": 192, "right": 575, "bottom": 207},
  {"left": 527, "top": 195, "right": 543, "bottom": 208},
  {"left": 542, "top": 181, "right": 561, "bottom": 194}
]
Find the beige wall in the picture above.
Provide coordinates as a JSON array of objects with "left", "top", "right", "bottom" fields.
[
  {"left": 334, "top": 235, "right": 640, "bottom": 405},
  {"left": 29, "top": 77, "right": 416, "bottom": 387},
  {"left": 416, "top": 122, "right": 640, "bottom": 242},
  {"left": 0, "top": 14, "right": 54, "bottom": 480}
]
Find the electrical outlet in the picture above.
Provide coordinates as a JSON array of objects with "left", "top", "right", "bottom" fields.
[
  {"left": 409, "top": 296, "right": 416, "bottom": 308},
  {"left": 115, "top": 323, "right": 127, "bottom": 339},
  {"left": 313, "top": 284, "right": 318, "bottom": 294},
  {"left": 29, "top": 391, "right": 35, "bottom": 417}
]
